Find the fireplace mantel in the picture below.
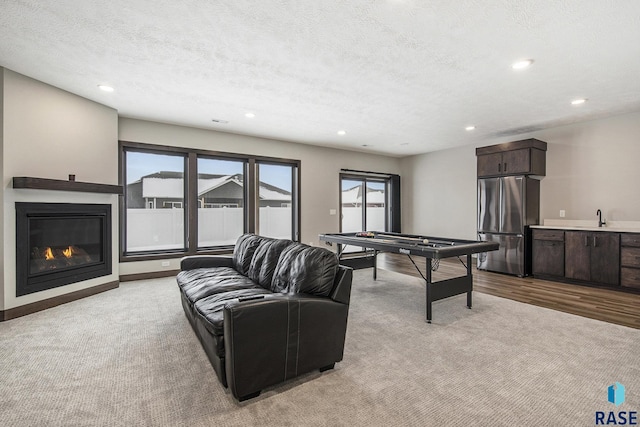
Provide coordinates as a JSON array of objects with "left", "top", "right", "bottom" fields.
[{"left": 12, "top": 177, "right": 123, "bottom": 195}]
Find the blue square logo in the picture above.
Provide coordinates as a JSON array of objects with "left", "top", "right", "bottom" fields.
[{"left": 608, "top": 382, "right": 626, "bottom": 406}]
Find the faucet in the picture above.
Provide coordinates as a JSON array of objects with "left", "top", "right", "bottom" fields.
[{"left": 597, "top": 209, "right": 606, "bottom": 227}]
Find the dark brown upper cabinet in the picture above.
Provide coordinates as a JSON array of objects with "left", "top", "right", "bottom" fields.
[{"left": 476, "top": 139, "right": 547, "bottom": 178}]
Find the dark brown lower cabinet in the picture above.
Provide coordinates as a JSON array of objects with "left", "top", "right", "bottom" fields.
[
  {"left": 532, "top": 229, "right": 564, "bottom": 277},
  {"left": 564, "top": 232, "right": 591, "bottom": 281},
  {"left": 621, "top": 233, "right": 640, "bottom": 289},
  {"left": 565, "top": 231, "right": 619, "bottom": 286}
]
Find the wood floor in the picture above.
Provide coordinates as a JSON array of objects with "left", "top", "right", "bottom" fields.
[{"left": 376, "top": 253, "right": 640, "bottom": 330}]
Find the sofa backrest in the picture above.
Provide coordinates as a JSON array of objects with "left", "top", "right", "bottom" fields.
[
  {"left": 232, "top": 234, "right": 263, "bottom": 276},
  {"left": 270, "top": 243, "right": 339, "bottom": 297},
  {"left": 248, "top": 238, "right": 293, "bottom": 288}
]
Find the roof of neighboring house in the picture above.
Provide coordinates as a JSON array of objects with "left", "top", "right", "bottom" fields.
[
  {"left": 259, "top": 186, "right": 290, "bottom": 201},
  {"left": 133, "top": 171, "right": 291, "bottom": 201},
  {"left": 197, "top": 175, "right": 242, "bottom": 197},
  {"left": 342, "top": 185, "right": 385, "bottom": 205}
]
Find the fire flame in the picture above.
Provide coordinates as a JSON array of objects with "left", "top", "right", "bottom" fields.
[
  {"left": 62, "top": 246, "right": 73, "bottom": 258},
  {"left": 43, "top": 246, "right": 75, "bottom": 259}
]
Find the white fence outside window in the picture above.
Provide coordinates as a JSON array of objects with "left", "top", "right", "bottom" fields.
[
  {"left": 341, "top": 207, "right": 385, "bottom": 231},
  {"left": 126, "top": 206, "right": 385, "bottom": 252}
]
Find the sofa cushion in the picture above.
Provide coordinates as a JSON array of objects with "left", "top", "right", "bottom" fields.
[
  {"left": 194, "top": 288, "right": 272, "bottom": 337},
  {"left": 177, "top": 267, "right": 262, "bottom": 304},
  {"left": 271, "top": 244, "right": 339, "bottom": 297},
  {"left": 248, "top": 238, "right": 293, "bottom": 289},
  {"left": 232, "top": 234, "right": 263, "bottom": 276},
  {"left": 177, "top": 266, "right": 238, "bottom": 292}
]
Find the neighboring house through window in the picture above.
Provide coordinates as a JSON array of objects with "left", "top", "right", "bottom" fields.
[{"left": 120, "top": 141, "right": 300, "bottom": 258}]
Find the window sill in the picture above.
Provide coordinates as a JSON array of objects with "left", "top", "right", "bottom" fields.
[{"left": 119, "top": 247, "right": 234, "bottom": 263}]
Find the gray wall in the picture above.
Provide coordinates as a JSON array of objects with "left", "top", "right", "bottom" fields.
[
  {"left": 535, "top": 111, "right": 640, "bottom": 222},
  {"left": 2, "top": 68, "right": 119, "bottom": 311},
  {"left": 401, "top": 145, "right": 477, "bottom": 240},
  {"left": 0, "top": 68, "right": 402, "bottom": 289},
  {"left": 5, "top": 66, "right": 640, "bottom": 305},
  {"left": 0, "top": 69, "right": 4, "bottom": 309},
  {"left": 402, "top": 109, "right": 640, "bottom": 240}
]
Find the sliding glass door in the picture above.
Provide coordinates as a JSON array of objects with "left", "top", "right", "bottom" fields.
[
  {"left": 366, "top": 181, "right": 386, "bottom": 231},
  {"left": 340, "top": 176, "right": 388, "bottom": 233}
]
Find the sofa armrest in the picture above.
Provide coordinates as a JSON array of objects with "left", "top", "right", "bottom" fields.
[
  {"left": 180, "top": 255, "right": 233, "bottom": 271},
  {"left": 330, "top": 265, "right": 353, "bottom": 305},
  {"left": 223, "top": 294, "right": 350, "bottom": 400}
]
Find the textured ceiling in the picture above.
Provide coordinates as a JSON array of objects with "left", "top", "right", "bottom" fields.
[{"left": 2, "top": 0, "right": 640, "bottom": 156}]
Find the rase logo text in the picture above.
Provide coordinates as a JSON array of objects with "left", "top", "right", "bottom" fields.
[{"left": 595, "top": 383, "right": 637, "bottom": 426}]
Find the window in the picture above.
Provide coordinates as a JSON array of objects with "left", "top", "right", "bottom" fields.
[
  {"left": 257, "top": 162, "right": 298, "bottom": 240},
  {"left": 197, "top": 157, "right": 246, "bottom": 248},
  {"left": 340, "top": 179, "right": 366, "bottom": 232},
  {"left": 120, "top": 141, "right": 300, "bottom": 258},
  {"left": 124, "top": 151, "right": 186, "bottom": 253},
  {"left": 366, "top": 181, "right": 386, "bottom": 231},
  {"left": 163, "top": 202, "right": 183, "bottom": 209},
  {"left": 340, "top": 177, "right": 388, "bottom": 233},
  {"left": 340, "top": 171, "right": 400, "bottom": 235}
]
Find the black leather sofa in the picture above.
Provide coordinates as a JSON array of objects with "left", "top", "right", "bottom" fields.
[{"left": 177, "top": 234, "right": 353, "bottom": 401}]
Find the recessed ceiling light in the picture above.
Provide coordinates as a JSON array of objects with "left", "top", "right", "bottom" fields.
[
  {"left": 98, "top": 84, "right": 114, "bottom": 92},
  {"left": 465, "top": 126, "right": 476, "bottom": 131},
  {"left": 511, "top": 59, "right": 534, "bottom": 70},
  {"left": 245, "top": 112, "right": 255, "bottom": 118},
  {"left": 337, "top": 130, "right": 346, "bottom": 136},
  {"left": 361, "top": 144, "right": 369, "bottom": 147},
  {"left": 571, "top": 98, "right": 587, "bottom": 105}
]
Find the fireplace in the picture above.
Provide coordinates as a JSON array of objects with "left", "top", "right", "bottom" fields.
[{"left": 16, "top": 203, "right": 112, "bottom": 296}]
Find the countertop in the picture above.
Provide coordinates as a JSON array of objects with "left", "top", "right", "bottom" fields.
[{"left": 531, "top": 219, "right": 640, "bottom": 233}]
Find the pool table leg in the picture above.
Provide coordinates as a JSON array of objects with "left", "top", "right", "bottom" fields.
[
  {"left": 466, "top": 254, "right": 473, "bottom": 309},
  {"left": 426, "top": 258, "right": 432, "bottom": 323},
  {"left": 373, "top": 249, "right": 378, "bottom": 280}
]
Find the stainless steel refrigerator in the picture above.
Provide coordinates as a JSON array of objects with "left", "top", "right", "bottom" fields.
[{"left": 477, "top": 176, "right": 540, "bottom": 276}]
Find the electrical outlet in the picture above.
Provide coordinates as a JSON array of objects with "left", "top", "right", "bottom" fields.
[
  {"left": 559, "top": 210, "right": 566, "bottom": 218},
  {"left": 329, "top": 209, "right": 337, "bottom": 215},
  {"left": 161, "top": 261, "right": 171, "bottom": 267}
]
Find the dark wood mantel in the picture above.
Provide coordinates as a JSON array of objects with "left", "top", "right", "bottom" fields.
[{"left": 12, "top": 177, "right": 123, "bottom": 195}]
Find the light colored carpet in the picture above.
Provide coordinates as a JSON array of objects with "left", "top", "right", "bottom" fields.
[{"left": 1, "top": 269, "right": 638, "bottom": 426}]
